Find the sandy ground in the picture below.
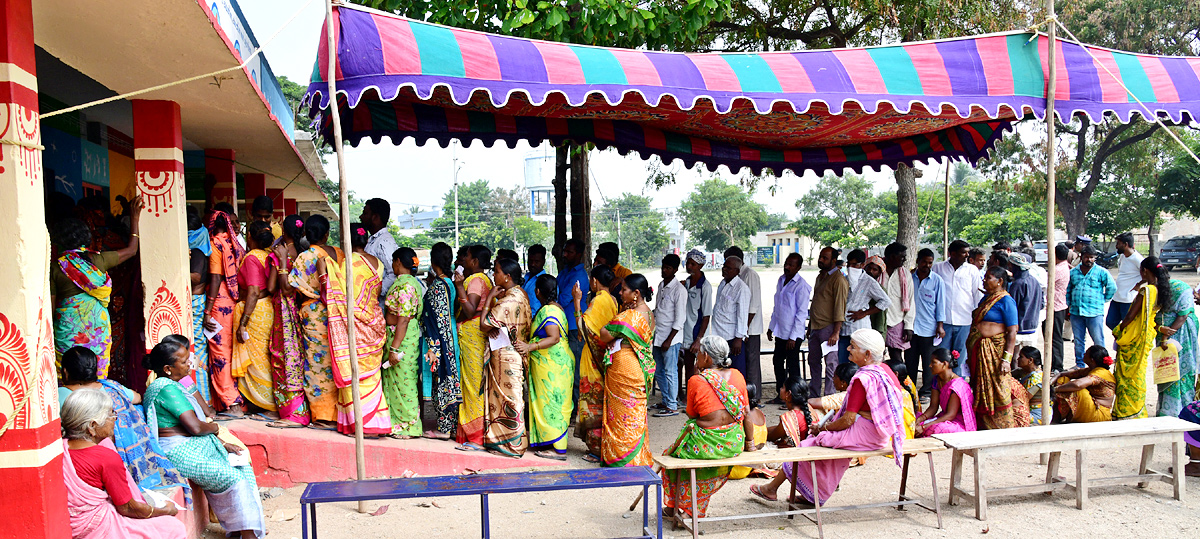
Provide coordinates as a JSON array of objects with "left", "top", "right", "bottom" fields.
[{"left": 200, "top": 266, "right": 1200, "bottom": 538}]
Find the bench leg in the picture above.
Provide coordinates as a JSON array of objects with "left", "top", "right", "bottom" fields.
[
  {"left": 787, "top": 461, "right": 798, "bottom": 520},
  {"left": 973, "top": 450, "right": 987, "bottom": 521},
  {"left": 948, "top": 450, "right": 963, "bottom": 506},
  {"left": 301, "top": 503, "right": 309, "bottom": 539},
  {"left": 927, "top": 452, "right": 943, "bottom": 529},
  {"left": 311, "top": 502, "right": 318, "bottom": 539},
  {"left": 1174, "top": 439, "right": 1187, "bottom": 502},
  {"left": 642, "top": 484, "right": 649, "bottom": 534},
  {"left": 897, "top": 453, "right": 911, "bottom": 510},
  {"left": 1075, "top": 450, "right": 1088, "bottom": 511},
  {"left": 811, "top": 458, "right": 824, "bottom": 539},
  {"left": 1045, "top": 451, "right": 1061, "bottom": 495},
  {"left": 689, "top": 469, "right": 699, "bottom": 539},
  {"left": 481, "top": 494, "right": 490, "bottom": 539},
  {"left": 657, "top": 483, "right": 664, "bottom": 539},
  {"left": 1138, "top": 444, "right": 1155, "bottom": 488}
]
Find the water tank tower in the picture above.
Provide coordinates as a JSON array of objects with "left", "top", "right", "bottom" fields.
[{"left": 524, "top": 147, "right": 555, "bottom": 222}]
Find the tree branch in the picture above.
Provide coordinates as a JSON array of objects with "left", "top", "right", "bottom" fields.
[{"left": 1086, "top": 121, "right": 1159, "bottom": 194}]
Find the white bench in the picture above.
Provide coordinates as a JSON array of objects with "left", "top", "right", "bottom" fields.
[
  {"left": 932, "top": 416, "right": 1197, "bottom": 521},
  {"left": 653, "top": 437, "right": 947, "bottom": 539}
]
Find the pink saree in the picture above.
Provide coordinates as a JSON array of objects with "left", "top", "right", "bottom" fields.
[{"left": 63, "top": 440, "right": 186, "bottom": 539}]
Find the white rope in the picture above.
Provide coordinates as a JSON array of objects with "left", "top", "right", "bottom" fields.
[
  {"left": 0, "top": 138, "right": 44, "bottom": 150},
  {"left": 1052, "top": 20, "right": 1200, "bottom": 166},
  {"left": 42, "top": 0, "right": 318, "bottom": 118}
]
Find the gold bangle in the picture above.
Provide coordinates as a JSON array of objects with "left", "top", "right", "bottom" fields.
[{"left": 130, "top": 233, "right": 139, "bottom": 238}]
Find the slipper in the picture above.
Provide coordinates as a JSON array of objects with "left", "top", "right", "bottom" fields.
[
  {"left": 534, "top": 450, "right": 568, "bottom": 461},
  {"left": 424, "top": 431, "right": 451, "bottom": 440},
  {"left": 455, "top": 443, "right": 485, "bottom": 452},
  {"left": 749, "top": 484, "right": 777, "bottom": 502},
  {"left": 215, "top": 411, "right": 243, "bottom": 420},
  {"left": 581, "top": 453, "right": 601, "bottom": 464},
  {"left": 308, "top": 422, "right": 338, "bottom": 431},
  {"left": 247, "top": 413, "right": 274, "bottom": 423},
  {"left": 266, "top": 420, "right": 305, "bottom": 429}
]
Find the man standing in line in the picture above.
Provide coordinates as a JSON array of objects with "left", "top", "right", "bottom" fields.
[
  {"left": 652, "top": 254, "right": 688, "bottom": 417},
  {"left": 1009, "top": 253, "right": 1046, "bottom": 349},
  {"left": 907, "top": 248, "right": 946, "bottom": 398},
  {"left": 933, "top": 240, "right": 982, "bottom": 377},
  {"left": 557, "top": 238, "right": 589, "bottom": 405},
  {"left": 767, "top": 253, "right": 810, "bottom": 404},
  {"left": 1049, "top": 243, "right": 1071, "bottom": 372},
  {"left": 808, "top": 247, "right": 848, "bottom": 398},
  {"left": 250, "top": 195, "right": 282, "bottom": 240},
  {"left": 711, "top": 256, "right": 751, "bottom": 377},
  {"left": 841, "top": 249, "right": 890, "bottom": 361},
  {"left": 1107, "top": 232, "right": 1144, "bottom": 332},
  {"left": 598, "top": 241, "right": 632, "bottom": 281},
  {"left": 725, "top": 246, "right": 763, "bottom": 396},
  {"left": 523, "top": 244, "right": 547, "bottom": 315},
  {"left": 679, "top": 249, "right": 712, "bottom": 403},
  {"left": 1067, "top": 245, "right": 1115, "bottom": 368},
  {"left": 360, "top": 198, "right": 399, "bottom": 305},
  {"left": 883, "top": 242, "right": 915, "bottom": 364}
]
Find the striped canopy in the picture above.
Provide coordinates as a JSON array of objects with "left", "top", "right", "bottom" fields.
[{"left": 305, "top": 4, "right": 1200, "bottom": 175}]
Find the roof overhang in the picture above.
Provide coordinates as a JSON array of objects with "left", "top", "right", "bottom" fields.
[{"left": 33, "top": 0, "right": 328, "bottom": 204}]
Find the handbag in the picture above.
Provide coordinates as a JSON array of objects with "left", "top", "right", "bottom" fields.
[{"left": 1152, "top": 339, "right": 1181, "bottom": 385}]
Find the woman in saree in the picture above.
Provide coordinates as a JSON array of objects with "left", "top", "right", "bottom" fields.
[
  {"left": 661, "top": 335, "right": 750, "bottom": 522},
  {"left": 289, "top": 214, "right": 342, "bottom": 428},
  {"left": 572, "top": 265, "right": 621, "bottom": 456},
  {"left": 1154, "top": 270, "right": 1198, "bottom": 417},
  {"left": 751, "top": 329, "right": 905, "bottom": 506},
  {"left": 514, "top": 274, "right": 574, "bottom": 459},
  {"left": 59, "top": 347, "right": 189, "bottom": 503},
  {"left": 143, "top": 339, "right": 265, "bottom": 538},
  {"left": 187, "top": 205, "right": 212, "bottom": 403},
  {"left": 1053, "top": 344, "right": 1116, "bottom": 423},
  {"left": 593, "top": 273, "right": 657, "bottom": 467},
  {"left": 453, "top": 245, "right": 493, "bottom": 449},
  {"left": 61, "top": 388, "right": 186, "bottom": 539},
  {"left": 265, "top": 215, "right": 311, "bottom": 428},
  {"left": 1112, "top": 256, "right": 1169, "bottom": 420},
  {"left": 319, "top": 223, "right": 391, "bottom": 436},
  {"left": 232, "top": 221, "right": 277, "bottom": 414},
  {"left": 479, "top": 258, "right": 533, "bottom": 457},
  {"left": 915, "top": 348, "right": 976, "bottom": 436},
  {"left": 50, "top": 196, "right": 142, "bottom": 379},
  {"left": 204, "top": 203, "right": 246, "bottom": 414},
  {"left": 968, "top": 266, "right": 1028, "bottom": 430},
  {"left": 422, "top": 242, "right": 461, "bottom": 439},
  {"left": 382, "top": 247, "right": 424, "bottom": 438}
]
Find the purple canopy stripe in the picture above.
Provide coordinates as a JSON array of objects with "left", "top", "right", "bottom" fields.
[{"left": 303, "top": 4, "right": 1200, "bottom": 176}]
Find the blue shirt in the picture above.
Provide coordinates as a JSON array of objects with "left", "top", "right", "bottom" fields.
[
  {"left": 557, "top": 263, "right": 589, "bottom": 330},
  {"left": 912, "top": 270, "right": 947, "bottom": 338},
  {"left": 1067, "top": 265, "right": 1115, "bottom": 317},
  {"left": 1008, "top": 270, "right": 1044, "bottom": 333},
  {"left": 523, "top": 269, "right": 546, "bottom": 315},
  {"left": 980, "top": 294, "right": 1019, "bottom": 326}
]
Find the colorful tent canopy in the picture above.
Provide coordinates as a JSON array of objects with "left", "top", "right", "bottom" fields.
[{"left": 304, "top": 4, "right": 1200, "bottom": 175}]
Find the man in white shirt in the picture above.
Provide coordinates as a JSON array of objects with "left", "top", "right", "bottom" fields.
[
  {"left": 652, "top": 254, "right": 688, "bottom": 416},
  {"left": 360, "top": 198, "right": 399, "bottom": 307},
  {"left": 711, "top": 256, "right": 751, "bottom": 378},
  {"left": 840, "top": 250, "right": 891, "bottom": 359},
  {"left": 767, "top": 253, "right": 810, "bottom": 403},
  {"left": 933, "top": 240, "right": 983, "bottom": 377},
  {"left": 883, "top": 243, "right": 916, "bottom": 363},
  {"left": 726, "top": 246, "right": 763, "bottom": 397},
  {"left": 1107, "top": 232, "right": 1144, "bottom": 331},
  {"left": 680, "top": 249, "right": 713, "bottom": 402}
]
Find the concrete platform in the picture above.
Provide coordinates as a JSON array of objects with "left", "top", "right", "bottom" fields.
[{"left": 225, "top": 419, "right": 568, "bottom": 488}]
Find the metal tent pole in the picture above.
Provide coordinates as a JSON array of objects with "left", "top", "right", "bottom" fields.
[
  {"left": 1041, "top": 0, "right": 1058, "bottom": 423},
  {"left": 325, "top": 0, "right": 368, "bottom": 512}
]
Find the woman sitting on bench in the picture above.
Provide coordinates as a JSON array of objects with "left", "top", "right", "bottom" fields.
[
  {"left": 662, "top": 335, "right": 751, "bottom": 522},
  {"left": 750, "top": 329, "right": 906, "bottom": 506},
  {"left": 915, "top": 348, "right": 976, "bottom": 436},
  {"left": 1052, "top": 345, "right": 1115, "bottom": 423}
]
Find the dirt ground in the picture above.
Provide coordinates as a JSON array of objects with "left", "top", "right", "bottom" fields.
[{"left": 200, "top": 266, "right": 1200, "bottom": 538}]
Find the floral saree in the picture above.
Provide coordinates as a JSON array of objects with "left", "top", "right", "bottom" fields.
[
  {"left": 268, "top": 251, "right": 310, "bottom": 425},
  {"left": 600, "top": 308, "right": 656, "bottom": 467},
  {"left": 289, "top": 246, "right": 342, "bottom": 422},
  {"left": 422, "top": 276, "right": 462, "bottom": 435},
  {"left": 1113, "top": 284, "right": 1159, "bottom": 420},
  {"left": 527, "top": 304, "right": 575, "bottom": 453},
  {"left": 1157, "top": 279, "right": 1198, "bottom": 417},
  {"left": 482, "top": 287, "right": 533, "bottom": 457},
  {"left": 324, "top": 252, "right": 391, "bottom": 436},
  {"left": 1054, "top": 368, "right": 1115, "bottom": 423},
  {"left": 383, "top": 274, "right": 424, "bottom": 437},
  {"left": 54, "top": 249, "right": 113, "bottom": 378},
  {"left": 207, "top": 224, "right": 244, "bottom": 411},
  {"left": 574, "top": 290, "right": 619, "bottom": 454},
  {"left": 662, "top": 370, "right": 746, "bottom": 518},
  {"left": 233, "top": 249, "right": 276, "bottom": 411}
]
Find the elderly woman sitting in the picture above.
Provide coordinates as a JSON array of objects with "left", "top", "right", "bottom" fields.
[
  {"left": 750, "top": 329, "right": 907, "bottom": 506},
  {"left": 142, "top": 338, "right": 265, "bottom": 538},
  {"left": 61, "top": 388, "right": 186, "bottom": 538},
  {"left": 661, "top": 335, "right": 752, "bottom": 523}
]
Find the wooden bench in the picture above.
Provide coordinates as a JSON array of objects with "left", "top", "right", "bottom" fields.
[
  {"left": 653, "top": 437, "right": 947, "bottom": 539},
  {"left": 932, "top": 416, "right": 1197, "bottom": 521},
  {"left": 298, "top": 466, "right": 663, "bottom": 539}
]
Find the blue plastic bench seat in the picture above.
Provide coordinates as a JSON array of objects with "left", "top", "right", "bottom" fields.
[{"left": 300, "top": 466, "right": 662, "bottom": 538}]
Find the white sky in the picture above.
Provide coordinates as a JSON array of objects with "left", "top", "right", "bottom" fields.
[{"left": 238, "top": 1, "right": 949, "bottom": 219}]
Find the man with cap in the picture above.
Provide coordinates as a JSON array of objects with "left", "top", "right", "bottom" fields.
[
  {"left": 1067, "top": 244, "right": 1115, "bottom": 367},
  {"left": 1008, "top": 253, "right": 1046, "bottom": 348},
  {"left": 679, "top": 249, "right": 713, "bottom": 401}
]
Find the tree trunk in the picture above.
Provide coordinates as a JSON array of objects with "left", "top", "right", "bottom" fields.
[
  {"left": 894, "top": 164, "right": 921, "bottom": 252},
  {"left": 1057, "top": 190, "right": 1088, "bottom": 240},
  {"left": 570, "top": 146, "right": 592, "bottom": 270},
  {"left": 553, "top": 145, "right": 569, "bottom": 269}
]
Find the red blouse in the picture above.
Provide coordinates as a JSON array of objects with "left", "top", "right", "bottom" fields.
[{"left": 70, "top": 444, "right": 133, "bottom": 506}]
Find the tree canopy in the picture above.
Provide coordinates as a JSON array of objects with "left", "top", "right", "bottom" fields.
[
  {"left": 425, "top": 179, "right": 551, "bottom": 250},
  {"left": 792, "top": 174, "right": 890, "bottom": 248},
  {"left": 679, "top": 178, "right": 767, "bottom": 251},
  {"left": 593, "top": 193, "right": 668, "bottom": 268}
]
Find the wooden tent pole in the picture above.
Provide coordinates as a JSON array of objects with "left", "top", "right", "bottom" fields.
[
  {"left": 1042, "top": 0, "right": 1058, "bottom": 423},
  {"left": 325, "top": 0, "right": 368, "bottom": 512}
]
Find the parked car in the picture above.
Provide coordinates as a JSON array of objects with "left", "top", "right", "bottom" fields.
[
  {"left": 1160, "top": 235, "right": 1200, "bottom": 271},
  {"left": 1033, "top": 242, "right": 1048, "bottom": 264}
]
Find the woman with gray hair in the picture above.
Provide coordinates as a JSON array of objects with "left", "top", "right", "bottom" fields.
[
  {"left": 661, "top": 334, "right": 752, "bottom": 524},
  {"left": 751, "top": 328, "right": 906, "bottom": 507},
  {"left": 61, "top": 388, "right": 186, "bottom": 538}
]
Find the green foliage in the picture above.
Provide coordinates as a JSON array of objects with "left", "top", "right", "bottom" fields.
[
  {"left": 594, "top": 193, "right": 668, "bottom": 268},
  {"left": 761, "top": 212, "right": 790, "bottom": 232},
  {"left": 277, "top": 75, "right": 329, "bottom": 155},
  {"left": 425, "top": 179, "right": 548, "bottom": 250},
  {"left": 679, "top": 178, "right": 767, "bottom": 251},
  {"left": 791, "top": 174, "right": 890, "bottom": 248},
  {"left": 916, "top": 177, "right": 1053, "bottom": 246}
]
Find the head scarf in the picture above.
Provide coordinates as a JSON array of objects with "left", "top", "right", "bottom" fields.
[
  {"left": 206, "top": 210, "right": 246, "bottom": 299},
  {"left": 686, "top": 249, "right": 705, "bottom": 266},
  {"left": 849, "top": 328, "right": 886, "bottom": 363},
  {"left": 187, "top": 226, "right": 211, "bottom": 256},
  {"left": 865, "top": 255, "right": 887, "bottom": 288}
]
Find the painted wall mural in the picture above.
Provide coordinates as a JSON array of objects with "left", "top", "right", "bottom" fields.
[
  {"left": 136, "top": 170, "right": 179, "bottom": 217},
  {"left": 146, "top": 280, "right": 185, "bottom": 347}
]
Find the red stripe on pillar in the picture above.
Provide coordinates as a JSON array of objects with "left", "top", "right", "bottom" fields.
[
  {"left": 284, "top": 198, "right": 298, "bottom": 216},
  {"left": 0, "top": 420, "right": 60, "bottom": 450},
  {"left": 0, "top": 0, "right": 37, "bottom": 70},
  {"left": 244, "top": 173, "right": 266, "bottom": 200},
  {"left": 0, "top": 454, "right": 70, "bottom": 539},
  {"left": 267, "top": 189, "right": 285, "bottom": 218}
]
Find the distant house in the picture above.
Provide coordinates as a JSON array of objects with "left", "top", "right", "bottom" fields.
[
  {"left": 394, "top": 209, "right": 441, "bottom": 236},
  {"left": 765, "top": 230, "right": 817, "bottom": 265}
]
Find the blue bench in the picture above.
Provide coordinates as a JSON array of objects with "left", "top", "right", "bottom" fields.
[{"left": 300, "top": 465, "right": 663, "bottom": 538}]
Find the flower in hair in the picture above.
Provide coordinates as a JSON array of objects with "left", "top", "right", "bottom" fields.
[
  {"left": 356, "top": 227, "right": 366, "bottom": 236},
  {"left": 950, "top": 350, "right": 960, "bottom": 360},
  {"left": 295, "top": 219, "right": 303, "bottom": 227},
  {"left": 1102, "top": 355, "right": 1114, "bottom": 367}
]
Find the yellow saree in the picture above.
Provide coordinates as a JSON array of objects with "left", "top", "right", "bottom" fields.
[
  {"left": 573, "top": 290, "right": 619, "bottom": 455},
  {"left": 1112, "top": 284, "right": 1158, "bottom": 420},
  {"left": 457, "top": 272, "right": 493, "bottom": 445},
  {"left": 233, "top": 249, "right": 276, "bottom": 411}
]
